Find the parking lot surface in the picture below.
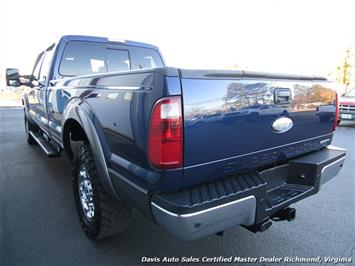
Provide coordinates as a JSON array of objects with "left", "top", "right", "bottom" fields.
[{"left": 0, "top": 108, "right": 354, "bottom": 265}]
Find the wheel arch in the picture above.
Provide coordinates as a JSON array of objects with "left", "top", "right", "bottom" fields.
[
  {"left": 22, "top": 94, "right": 34, "bottom": 123},
  {"left": 62, "top": 104, "right": 118, "bottom": 199},
  {"left": 62, "top": 118, "right": 88, "bottom": 160}
]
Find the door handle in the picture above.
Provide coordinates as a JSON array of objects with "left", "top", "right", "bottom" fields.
[{"left": 274, "top": 88, "right": 291, "bottom": 104}]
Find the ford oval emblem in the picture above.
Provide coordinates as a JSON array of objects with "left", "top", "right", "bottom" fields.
[{"left": 272, "top": 117, "right": 293, "bottom": 133}]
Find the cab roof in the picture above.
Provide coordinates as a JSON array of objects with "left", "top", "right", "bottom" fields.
[{"left": 60, "top": 35, "right": 159, "bottom": 50}]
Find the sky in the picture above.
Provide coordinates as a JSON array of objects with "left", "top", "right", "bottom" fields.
[{"left": 0, "top": 0, "right": 354, "bottom": 80}]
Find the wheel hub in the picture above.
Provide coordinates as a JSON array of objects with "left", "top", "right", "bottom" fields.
[{"left": 78, "top": 166, "right": 95, "bottom": 220}]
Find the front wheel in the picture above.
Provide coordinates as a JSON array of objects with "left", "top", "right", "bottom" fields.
[{"left": 72, "top": 145, "right": 131, "bottom": 239}]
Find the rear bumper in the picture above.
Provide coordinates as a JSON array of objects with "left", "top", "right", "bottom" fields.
[
  {"left": 151, "top": 146, "right": 346, "bottom": 241},
  {"left": 152, "top": 196, "right": 256, "bottom": 241}
]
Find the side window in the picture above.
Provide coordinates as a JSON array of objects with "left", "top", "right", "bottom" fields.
[
  {"left": 106, "top": 49, "right": 130, "bottom": 72},
  {"left": 32, "top": 53, "right": 45, "bottom": 80},
  {"left": 40, "top": 46, "right": 56, "bottom": 82},
  {"left": 129, "top": 47, "right": 164, "bottom": 70},
  {"left": 60, "top": 41, "right": 106, "bottom": 76}
]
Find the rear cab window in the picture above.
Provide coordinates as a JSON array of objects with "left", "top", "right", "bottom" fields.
[
  {"left": 129, "top": 47, "right": 162, "bottom": 70},
  {"left": 59, "top": 41, "right": 164, "bottom": 77},
  {"left": 106, "top": 49, "right": 130, "bottom": 72}
]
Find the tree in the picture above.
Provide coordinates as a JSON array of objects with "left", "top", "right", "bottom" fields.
[{"left": 336, "top": 47, "right": 353, "bottom": 94}]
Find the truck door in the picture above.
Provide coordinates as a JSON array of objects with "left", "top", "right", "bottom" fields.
[
  {"left": 29, "top": 45, "right": 56, "bottom": 133},
  {"left": 38, "top": 45, "right": 60, "bottom": 141},
  {"left": 28, "top": 52, "right": 48, "bottom": 131}
]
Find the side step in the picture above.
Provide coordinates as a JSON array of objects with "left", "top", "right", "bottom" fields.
[{"left": 29, "top": 130, "right": 61, "bottom": 158}]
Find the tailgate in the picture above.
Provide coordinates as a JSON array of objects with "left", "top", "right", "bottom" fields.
[{"left": 181, "top": 70, "right": 336, "bottom": 186}]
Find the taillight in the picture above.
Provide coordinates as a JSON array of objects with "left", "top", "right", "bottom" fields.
[
  {"left": 148, "top": 96, "right": 183, "bottom": 169},
  {"left": 333, "top": 93, "right": 339, "bottom": 131}
]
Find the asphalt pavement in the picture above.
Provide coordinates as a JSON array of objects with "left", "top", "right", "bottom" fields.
[{"left": 0, "top": 108, "right": 354, "bottom": 266}]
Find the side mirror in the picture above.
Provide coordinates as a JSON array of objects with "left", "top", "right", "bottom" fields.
[
  {"left": 31, "top": 80, "right": 39, "bottom": 87},
  {"left": 38, "top": 76, "right": 48, "bottom": 88},
  {"left": 6, "top": 68, "right": 21, "bottom": 87}
]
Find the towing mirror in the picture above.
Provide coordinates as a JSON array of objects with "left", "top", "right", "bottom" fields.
[{"left": 6, "top": 68, "right": 20, "bottom": 87}]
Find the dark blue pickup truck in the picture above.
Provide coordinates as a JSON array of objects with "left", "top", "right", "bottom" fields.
[{"left": 6, "top": 35, "right": 346, "bottom": 240}]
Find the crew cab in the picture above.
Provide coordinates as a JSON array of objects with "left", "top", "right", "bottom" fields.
[{"left": 6, "top": 35, "right": 346, "bottom": 241}]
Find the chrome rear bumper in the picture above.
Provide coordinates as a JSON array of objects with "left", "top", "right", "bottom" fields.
[
  {"left": 152, "top": 196, "right": 256, "bottom": 241},
  {"left": 151, "top": 146, "right": 346, "bottom": 241}
]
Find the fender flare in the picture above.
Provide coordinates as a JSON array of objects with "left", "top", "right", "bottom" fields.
[
  {"left": 23, "top": 94, "right": 34, "bottom": 123},
  {"left": 63, "top": 101, "right": 119, "bottom": 199}
]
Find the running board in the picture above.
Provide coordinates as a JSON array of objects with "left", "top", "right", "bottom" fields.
[{"left": 29, "top": 130, "right": 61, "bottom": 158}]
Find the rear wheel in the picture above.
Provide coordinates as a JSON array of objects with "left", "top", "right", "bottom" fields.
[
  {"left": 24, "top": 111, "right": 36, "bottom": 145},
  {"left": 72, "top": 144, "right": 131, "bottom": 239}
]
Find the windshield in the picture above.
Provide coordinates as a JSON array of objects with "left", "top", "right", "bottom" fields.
[
  {"left": 59, "top": 41, "right": 164, "bottom": 77},
  {"left": 345, "top": 87, "right": 355, "bottom": 97}
]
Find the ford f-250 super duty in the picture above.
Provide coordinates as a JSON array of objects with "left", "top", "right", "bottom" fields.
[{"left": 6, "top": 35, "right": 346, "bottom": 240}]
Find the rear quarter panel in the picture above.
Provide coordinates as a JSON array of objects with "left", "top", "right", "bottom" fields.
[{"left": 50, "top": 69, "right": 184, "bottom": 191}]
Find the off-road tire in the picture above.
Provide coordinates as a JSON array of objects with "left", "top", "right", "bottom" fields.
[{"left": 72, "top": 144, "right": 131, "bottom": 239}]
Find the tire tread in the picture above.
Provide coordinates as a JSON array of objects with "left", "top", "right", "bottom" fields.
[{"left": 73, "top": 145, "right": 131, "bottom": 239}]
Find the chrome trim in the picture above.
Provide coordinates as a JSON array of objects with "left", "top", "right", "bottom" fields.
[
  {"left": 339, "top": 104, "right": 355, "bottom": 112},
  {"left": 40, "top": 116, "right": 48, "bottom": 124},
  {"left": 57, "top": 85, "right": 143, "bottom": 91},
  {"left": 29, "top": 109, "right": 36, "bottom": 117},
  {"left": 29, "top": 131, "right": 53, "bottom": 155},
  {"left": 151, "top": 196, "right": 256, "bottom": 241},
  {"left": 152, "top": 196, "right": 253, "bottom": 218},
  {"left": 78, "top": 165, "right": 95, "bottom": 221},
  {"left": 48, "top": 121, "right": 61, "bottom": 134},
  {"left": 326, "top": 145, "right": 346, "bottom": 152},
  {"left": 320, "top": 138, "right": 331, "bottom": 145},
  {"left": 29, "top": 110, "right": 49, "bottom": 126},
  {"left": 272, "top": 117, "right": 293, "bottom": 133},
  {"left": 320, "top": 156, "right": 346, "bottom": 185},
  {"left": 105, "top": 86, "right": 141, "bottom": 90}
]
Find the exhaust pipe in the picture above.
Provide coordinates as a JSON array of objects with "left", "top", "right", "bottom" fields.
[
  {"left": 243, "top": 219, "right": 272, "bottom": 233},
  {"left": 259, "top": 220, "right": 272, "bottom": 232},
  {"left": 271, "top": 207, "right": 296, "bottom": 222}
]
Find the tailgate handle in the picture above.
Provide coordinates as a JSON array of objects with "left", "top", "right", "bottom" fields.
[{"left": 274, "top": 88, "right": 291, "bottom": 104}]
